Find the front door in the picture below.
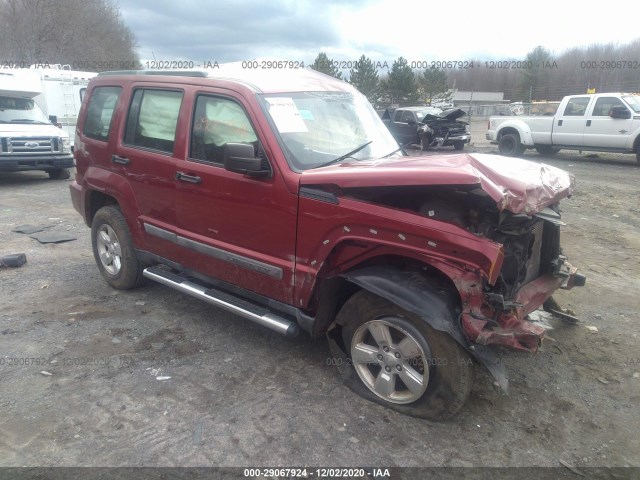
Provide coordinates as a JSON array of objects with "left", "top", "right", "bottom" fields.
[
  {"left": 175, "top": 90, "right": 297, "bottom": 304},
  {"left": 584, "top": 96, "right": 634, "bottom": 149},
  {"left": 393, "top": 110, "right": 417, "bottom": 144}
]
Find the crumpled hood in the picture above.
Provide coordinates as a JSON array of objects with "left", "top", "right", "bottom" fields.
[
  {"left": 421, "top": 108, "right": 467, "bottom": 123},
  {"left": 300, "top": 153, "right": 574, "bottom": 214}
]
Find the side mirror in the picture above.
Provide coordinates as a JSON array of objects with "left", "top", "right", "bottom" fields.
[
  {"left": 223, "top": 143, "right": 270, "bottom": 178},
  {"left": 48, "top": 115, "right": 62, "bottom": 128},
  {"left": 609, "top": 106, "right": 631, "bottom": 119}
]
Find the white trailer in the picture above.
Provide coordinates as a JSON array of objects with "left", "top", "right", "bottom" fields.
[{"left": 27, "top": 65, "right": 97, "bottom": 145}]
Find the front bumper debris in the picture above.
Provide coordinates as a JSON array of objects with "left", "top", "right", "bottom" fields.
[{"left": 462, "top": 261, "right": 585, "bottom": 353}]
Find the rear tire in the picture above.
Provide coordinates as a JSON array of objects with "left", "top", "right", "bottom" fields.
[
  {"left": 47, "top": 168, "right": 70, "bottom": 180},
  {"left": 91, "top": 205, "right": 144, "bottom": 290},
  {"left": 332, "top": 290, "right": 474, "bottom": 420},
  {"left": 498, "top": 133, "right": 525, "bottom": 156}
]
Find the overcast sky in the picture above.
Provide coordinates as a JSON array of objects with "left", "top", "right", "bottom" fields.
[{"left": 119, "top": 0, "right": 636, "bottom": 68}]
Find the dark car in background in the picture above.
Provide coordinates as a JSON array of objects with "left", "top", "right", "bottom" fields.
[{"left": 381, "top": 106, "right": 471, "bottom": 151}]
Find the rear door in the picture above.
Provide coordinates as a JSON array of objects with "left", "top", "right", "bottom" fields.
[
  {"left": 112, "top": 85, "right": 184, "bottom": 259},
  {"left": 583, "top": 96, "right": 634, "bottom": 148},
  {"left": 552, "top": 96, "right": 591, "bottom": 146},
  {"left": 174, "top": 88, "right": 297, "bottom": 303}
]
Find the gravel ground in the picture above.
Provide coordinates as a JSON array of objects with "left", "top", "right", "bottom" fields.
[{"left": 0, "top": 146, "right": 639, "bottom": 471}]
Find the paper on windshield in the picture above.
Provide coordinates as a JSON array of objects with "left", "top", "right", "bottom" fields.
[{"left": 265, "top": 97, "right": 308, "bottom": 133}]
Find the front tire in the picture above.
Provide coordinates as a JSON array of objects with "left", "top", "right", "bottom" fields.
[
  {"left": 47, "top": 168, "right": 70, "bottom": 180},
  {"left": 91, "top": 206, "right": 144, "bottom": 289},
  {"left": 332, "top": 290, "right": 474, "bottom": 420},
  {"left": 498, "top": 133, "right": 525, "bottom": 156},
  {"left": 453, "top": 141, "right": 465, "bottom": 151},
  {"left": 420, "top": 135, "right": 430, "bottom": 151}
]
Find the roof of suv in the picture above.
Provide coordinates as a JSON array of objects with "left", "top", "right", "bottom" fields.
[{"left": 98, "top": 63, "right": 355, "bottom": 95}]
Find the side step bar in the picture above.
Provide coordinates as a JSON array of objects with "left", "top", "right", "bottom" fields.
[{"left": 143, "top": 266, "right": 299, "bottom": 337}]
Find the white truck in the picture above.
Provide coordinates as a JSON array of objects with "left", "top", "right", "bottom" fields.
[
  {"left": 486, "top": 93, "right": 640, "bottom": 164},
  {"left": 0, "top": 69, "right": 74, "bottom": 179}
]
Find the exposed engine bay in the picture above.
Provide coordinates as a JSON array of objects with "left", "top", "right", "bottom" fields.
[
  {"left": 418, "top": 108, "right": 469, "bottom": 148},
  {"left": 343, "top": 184, "right": 563, "bottom": 300}
]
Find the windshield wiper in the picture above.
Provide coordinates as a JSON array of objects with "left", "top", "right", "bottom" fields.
[
  {"left": 381, "top": 143, "right": 409, "bottom": 158},
  {"left": 314, "top": 141, "right": 373, "bottom": 169}
]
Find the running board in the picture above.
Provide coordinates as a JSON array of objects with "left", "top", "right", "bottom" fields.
[{"left": 143, "top": 266, "right": 299, "bottom": 337}]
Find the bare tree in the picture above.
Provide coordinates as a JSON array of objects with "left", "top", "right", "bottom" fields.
[{"left": 0, "top": 0, "right": 138, "bottom": 70}]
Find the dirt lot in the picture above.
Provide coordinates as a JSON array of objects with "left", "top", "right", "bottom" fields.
[{"left": 0, "top": 147, "right": 639, "bottom": 471}]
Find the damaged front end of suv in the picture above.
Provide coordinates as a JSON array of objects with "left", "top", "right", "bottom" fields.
[{"left": 299, "top": 152, "right": 585, "bottom": 397}]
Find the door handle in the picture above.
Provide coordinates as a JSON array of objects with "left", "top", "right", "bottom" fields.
[
  {"left": 557, "top": 120, "right": 563, "bottom": 126},
  {"left": 175, "top": 172, "right": 202, "bottom": 184},
  {"left": 111, "top": 155, "right": 130, "bottom": 165},
  {"left": 586, "top": 120, "right": 592, "bottom": 127}
]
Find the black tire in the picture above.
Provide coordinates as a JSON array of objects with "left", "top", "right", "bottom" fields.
[
  {"left": 91, "top": 205, "right": 144, "bottom": 290},
  {"left": 453, "top": 141, "right": 465, "bottom": 151},
  {"left": 420, "top": 135, "right": 430, "bottom": 151},
  {"left": 498, "top": 133, "right": 525, "bottom": 156},
  {"left": 636, "top": 148, "right": 640, "bottom": 165},
  {"left": 535, "top": 145, "right": 560, "bottom": 156},
  {"left": 332, "top": 290, "right": 474, "bottom": 420},
  {"left": 47, "top": 168, "right": 70, "bottom": 180}
]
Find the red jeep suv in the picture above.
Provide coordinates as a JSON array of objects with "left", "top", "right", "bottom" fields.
[{"left": 70, "top": 66, "right": 585, "bottom": 419}]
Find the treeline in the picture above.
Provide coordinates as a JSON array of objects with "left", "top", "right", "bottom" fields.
[
  {"left": 311, "top": 40, "right": 640, "bottom": 105},
  {"left": 0, "top": 0, "right": 138, "bottom": 70}
]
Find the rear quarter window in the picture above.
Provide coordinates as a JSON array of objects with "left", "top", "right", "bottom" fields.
[{"left": 83, "top": 86, "right": 122, "bottom": 141}]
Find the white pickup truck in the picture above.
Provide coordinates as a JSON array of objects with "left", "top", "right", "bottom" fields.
[{"left": 486, "top": 93, "right": 640, "bottom": 164}]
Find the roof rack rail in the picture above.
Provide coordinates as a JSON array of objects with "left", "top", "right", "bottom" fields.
[{"left": 97, "top": 70, "right": 209, "bottom": 77}]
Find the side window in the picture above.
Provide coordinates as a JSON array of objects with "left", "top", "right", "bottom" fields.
[
  {"left": 394, "top": 110, "right": 403, "bottom": 122},
  {"left": 83, "top": 86, "right": 121, "bottom": 141},
  {"left": 124, "top": 89, "right": 183, "bottom": 154},
  {"left": 403, "top": 111, "right": 416, "bottom": 123},
  {"left": 562, "top": 97, "right": 591, "bottom": 117},
  {"left": 189, "top": 95, "right": 258, "bottom": 164},
  {"left": 592, "top": 97, "right": 625, "bottom": 116}
]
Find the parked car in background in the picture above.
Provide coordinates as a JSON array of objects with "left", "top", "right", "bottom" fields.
[
  {"left": 70, "top": 66, "right": 584, "bottom": 420},
  {"left": 487, "top": 93, "right": 640, "bottom": 163},
  {"left": 381, "top": 106, "right": 471, "bottom": 151},
  {"left": 0, "top": 69, "right": 73, "bottom": 179}
]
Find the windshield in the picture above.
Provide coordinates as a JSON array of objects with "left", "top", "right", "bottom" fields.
[
  {"left": 414, "top": 108, "right": 442, "bottom": 119},
  {"left": 0, "top": 96, "right": 50, "bottom": 124},
  {"left": 258, "top": 91, "right": 400, "bottom": 171},
  {"left": 622, "top": 95, "right": 640, "bottom": 113}
]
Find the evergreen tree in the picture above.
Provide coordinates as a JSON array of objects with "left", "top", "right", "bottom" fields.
[
  {"left": 419, "top": 68, "right": 450, "bottom": 105},
  {"left": 348, "top": 55, "right": 379, "bottom": 104},
  {"left": 310, "top": 52, "right": 343, "bottom": 80},
  {"left": 387, "top": 57, "right": 417, "bottom": 104}
]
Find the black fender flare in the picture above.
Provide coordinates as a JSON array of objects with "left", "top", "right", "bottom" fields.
[{"left": 337, "top": 265, "right": 509, "bottom": 391}]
